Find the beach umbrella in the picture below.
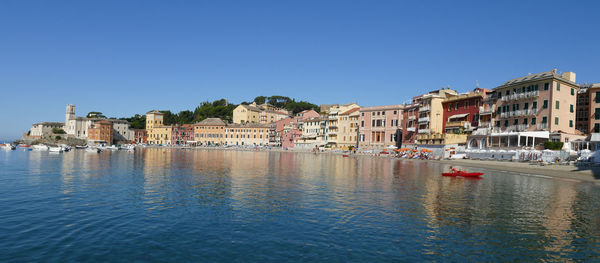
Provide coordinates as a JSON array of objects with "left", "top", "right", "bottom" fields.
[{"left": 412, "top": 149, "right": 418, "bottom": 152}]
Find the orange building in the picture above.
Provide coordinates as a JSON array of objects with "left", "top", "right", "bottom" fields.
[{"left": 88, "top": 120, "right": 114, "bottom": 144}]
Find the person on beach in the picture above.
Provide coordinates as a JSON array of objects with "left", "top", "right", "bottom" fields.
[{"left": 450, "top": 166, "right": 460, "bottom": 173}]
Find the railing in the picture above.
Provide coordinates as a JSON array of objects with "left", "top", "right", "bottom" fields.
[
  {"left": 499, "top": 108, "right": 539, "bottom": 118},
  {"left": 445, "top": 121, "right": 469, "bottom": 128},
  {"left": 417, "top": 128, "right": 430, "bottom": 134},
  {"left": 406, "top": 127, "right": 416, "bottom": 132},
  {"left": 408, "top": 115, "right": 416, "bottom": 120},
  {"left": 420, "top": 105, "right": 431, "bottom": 112},
  {"left": 500, "top": 90, "right": 539, "bottom": 102},
  {"left": 472, "top": 128, "right": 491, "bottom": 135},
  {"left": 537, "top": 123, "right": 548, "bottom": 130},
  {"left": 418, "top": 116, "right": 430, "bottom": 123},
  {"left": 479, "top": 105, "right": 494, "bottom": 115},
  {"left": 478, "top": 121, "right": 490, "bottom": 127}
]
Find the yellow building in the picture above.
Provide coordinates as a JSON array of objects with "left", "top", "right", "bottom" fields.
[
  {"left": 146, "top": 110, "right": 172, "bottom": 145},
  {"left": 337, "top": 107, "right": 360, "bottom": 149},
  {"left": 326, "top": 103, "right": 360, "bottom": 148},
  {"left": 416, "top": 88, "right": 458, "bottom": 135},
  {"left": 193, "top": 118, "right": 226, "bottom": 145},
  {"left": 233, "top": 102, "right": 289, "bottom": 124},
  {"left": 224, "top": 123, "right": 270, "bottom": 146}
]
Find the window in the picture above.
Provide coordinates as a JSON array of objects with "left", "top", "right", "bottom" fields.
[
  {"left": 513, "top": 119, "right": 518, "bottom": 125},
  {"left": 596, "top": 92, "right": 600, "bottom": 103},
  {"left": 524, "top": 102, "right": 529, "bottom": 109},
  {"left": 557, "top": 82, "right": 560, "bottom": 91},
  {"left": 542, "top": 116, "right": 547, "bottom": 124},
  {"left": 531, "top": 118, "right": 536, "bottom": 125},
  {"left": 543, "top": 100, "right": 548, "bottom": 109},
  {"left": 571, "top": 88, "right": 575, "bottom": 95},
  {"left": 555, "top": 117, "right": 559, "bottom": 125},
  {"left": 448, "top": 105, "right": 452, "bottom": 111},
  {"left": 361, "top": 121, "right": 364, "bottom": 127},
  {"left": 555, "top": 101, "right": 560, "bottom": 109},
  {"left": 595, "top": 124, "right": 600, "bottom": 133},
  {"left": 569, "top": 120, "right": 573, "bottom": 127},
  {"left": 532, "top": 101, "right": 537, "bottom": 109},
  {"left": 393, "top": 110, "right": 397, "bottom": 115},
  {"left": 523, "top": 118, "right": 528, "bottom": 125},
  {"left": 544, "top": 83, "right": 549, "bottom": 90},
  {"left": 570, "top": 104, "right": 574, "bottom": 113},
  {"left": 496, "top": 121, "right": 501, "bottom": 127},
  {"left": 504, "top": 120, "right": 509, "bottom": 127},
  {"left": 595, "top": 108, "right": 600, "bottom": 120}
]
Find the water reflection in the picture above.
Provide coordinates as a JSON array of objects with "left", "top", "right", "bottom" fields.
[{"left": 1, "top": 149, "right": 599, "bottom": 262}]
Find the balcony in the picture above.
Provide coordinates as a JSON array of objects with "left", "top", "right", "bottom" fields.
[
  {"left": 445, "top": 121, "right": 469, "bottom": 128},
  {"left": 420, "top": 105, "right": 431, "bottom": 112},
  {"left": 499, "top": 108, "right": 539, "bottom": 118},
  {"left": 406, "top": 127, "right": 416, "bottom": 132},
  {"left": 478, "top": 121, "right": 491, "bottom": 127},
  {"left": 418, "top": 116, "right": 430, "bottom": 123},
  {"left": 503, "top": 124, "right": 531, "bottom": 132},
  {"left": 417, "top": 128, "right": 430, "bottom": 134},
  {"left": 472, "top": 128, "right": 491, "bottom": 135},
  {"left": 500, "top": 91, "right": 539, "bottom": 102},
  {"left": 537, "top": 123, "right": 548, "bottom": 130},
  {"left": 408, "top": 115, "right": 416, "bottom": 120},
  {"left": 479, "top": 105, "right": 494, "bottom": 115}
]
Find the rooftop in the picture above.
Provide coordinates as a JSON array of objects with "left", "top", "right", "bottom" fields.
[
  {"left": 194, "top": 118, "right": 227, "bottom": 126},
  {"left": 496, "top": 69, "right": 578, "bottom": 89}
]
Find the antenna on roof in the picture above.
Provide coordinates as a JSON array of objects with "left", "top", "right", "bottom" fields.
[{"left": 476, "top": 80, "right": 480, "bottom": 89}]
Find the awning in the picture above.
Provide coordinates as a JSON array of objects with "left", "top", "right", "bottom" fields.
[
  {"left": 590, "top": 133, "right": 600, "bottom": 142},
  {"left": 448, "top": 113, "right": 469, "bottom": 120}
]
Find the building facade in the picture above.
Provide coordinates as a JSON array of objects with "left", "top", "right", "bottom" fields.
[
  {"left": 233, "top": 102, "right": 290, "bottom": 124},
  {"left": 295, "top": 117, "right": 329, "bottom": 149},
  {"left": 337, "top": 107, "right": 360, "bottom": 149},
  {"left": 192, "top": 118, "right": 226, "bottom": 145},
  {"left": 442, "top": 88, "right": 491, "bottom": 134},
  {"left": 133, "top": 129, "right": 147, "bottom": 144},
  {"left": 224, "top": 123, "right": 270, "bottom": 146},
  {"left": 358, "top": 105, "right": 404, "bottom": 150},
  {"left": 146, "top": 111, "right": 172, "bottom": 145},
  {"left": 171, "top": 124, "right": 194, "bottom": 145},
  {"left": 88, "top": 120, "right": 114, "bottom": 144}
]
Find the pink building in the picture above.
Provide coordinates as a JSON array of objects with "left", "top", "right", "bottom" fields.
[
  {"left": 171, "top": 124, "right": 194, "bottom": 145},
  {"left": 359, "top": 105, "right": 405, "bottom": 150},
  {"left": 276, "top": 110, "right": 320, "bottom": 148}
]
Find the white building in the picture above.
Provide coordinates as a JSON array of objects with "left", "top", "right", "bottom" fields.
[
  {"left": 29, "top": 122, "right": 64, "bottom": 138},
  {"left": 64, "top": 104, "right": 134, "bottom": 143}
]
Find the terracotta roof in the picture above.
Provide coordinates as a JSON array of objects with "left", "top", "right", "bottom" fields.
[
  {"left": 496, "top": 69, "right": 579, "bottom": 88},
  {"left": 194, "top": 118, "right": 227, "bottom": 126},
  {"left": 340, "top": 107, "right": 360, "bottom": 115}
]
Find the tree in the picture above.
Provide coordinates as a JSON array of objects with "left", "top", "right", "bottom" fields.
[
  {"left": 52, "top": 128, "right": 66, "bottom": 134},
  {"left": 253, "top": 96, "right": 267, "bottom": 105},
  {"left": 120, "top": 114, "right": 146, "bottom": 129},
  {"left": 87, "top": 112, "right": 106, "bottom": 118}
]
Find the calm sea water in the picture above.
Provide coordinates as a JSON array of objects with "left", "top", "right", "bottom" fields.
[{"left": 1, "top": 148, "right": 599, "bottom": 262}]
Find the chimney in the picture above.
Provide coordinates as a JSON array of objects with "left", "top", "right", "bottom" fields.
[{"left": 563, "top": 72, "right": 576, "bottom": 82}]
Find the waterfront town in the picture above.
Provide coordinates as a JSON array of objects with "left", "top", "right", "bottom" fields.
[{"left": 17, "top": 69, "right": 600, "bottom": 162}]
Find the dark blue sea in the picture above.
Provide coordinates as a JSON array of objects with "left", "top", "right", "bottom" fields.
[{"left": 1, "top": 148, "right": 599, "bottom": 262}]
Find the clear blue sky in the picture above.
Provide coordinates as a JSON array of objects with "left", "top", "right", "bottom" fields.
[{"left": 1, "top": 0, "right": 599, "bottom": 140}]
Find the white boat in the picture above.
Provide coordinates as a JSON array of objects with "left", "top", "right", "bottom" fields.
[
  {"left": 32, "top": 144, "right": 49, "bottom": 151},
  {"left": 59, "top": 144, "right": 72, "bottom": 152},
  {"left": 49, "top": 147, "right": 63, "bottom": 153},
  {"left": 1, "top": 144, "right": 16, "bottom": 150},
  {"left": 106, "top": 145, "right": 119, "bottom": 151},
  {"left": 75, "top": 145, "right": 87, "bottom": 149},
  {"left": 85, "top": 147, "right": 101, "bottom": 153}
]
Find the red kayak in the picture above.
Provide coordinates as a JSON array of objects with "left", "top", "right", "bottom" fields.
[{"left": 442, "top": 171, "right": 484, "bottom": 177}]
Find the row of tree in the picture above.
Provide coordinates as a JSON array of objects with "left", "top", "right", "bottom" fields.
[{"left": 118, "top": 96, "right": 319, "bottom": 129}]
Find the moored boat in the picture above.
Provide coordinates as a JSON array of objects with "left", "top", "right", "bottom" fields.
[
  {"left": 2, "top": 144, "right": 16, "bottom": 150},
  {"left": 75, "top": 145, "right": 87, "bottom": 149},
  {"left": 49, "top": 146, "right": 63, "bottom": 153},
  {"left": 85, "top": 147, "right": 101, "bottom": 153},
  {"left": 32, "top": 144, "right": 49, "bottom": 151}
]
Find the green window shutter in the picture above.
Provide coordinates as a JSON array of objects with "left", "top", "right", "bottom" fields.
[
  {"left": 557, "top": 83, "right": 560, "bottom": 91},
  {"left": 544, "top": 83, "right": 549, "bottom": 90},
  {"left": 571, "top": 88, "right": 575, "bottom": 95},
  {"left": 595, "top": 124, "right": 599, "bottom": 133},
  {"left": 595, "top": 108, "right": 600, "bottom": 120},
  {"left": 555, "top": 101, "right": 559, "bottom": 109},
  {"left": 596, "top": 92, "right": 600, "bottom": 103},
  {"left": 533, "top": 101, "right": 537, "bottom": 109},
  {"left": 531, "top": 118, "right": 536, "bottom": 125},
  {"left": 555, "top": 117, "right": 559, "bottom": 125},
  {"left": 543, "top": 100, "right": 548, "bottom": 109},
  {"left": 513, "top": 119, "right": 518, "bottom": 125},
  {"left": 523, "top": 118, "right": 528, "bottom": 124},
  {"left": 569, "top": 120, "right": 573, "bottom": 127},
  {"left": 570, "top": 104, "right": 574, "bottom": 113},
  {"left": 542, "top": 116, "right": 547, "bottom": 123}
]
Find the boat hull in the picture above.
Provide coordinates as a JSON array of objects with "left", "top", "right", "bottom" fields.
[{"left": 442, "top": 172, "right": 484, "bottom": 177}]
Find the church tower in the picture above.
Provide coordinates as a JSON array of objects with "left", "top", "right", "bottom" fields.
[{"left": 65, "top": 104, "right": 75, "bottom": 124}]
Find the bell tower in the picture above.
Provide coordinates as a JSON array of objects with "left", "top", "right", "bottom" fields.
[{"left": 66, "top": 104, "right": 75, "bottom": 124}]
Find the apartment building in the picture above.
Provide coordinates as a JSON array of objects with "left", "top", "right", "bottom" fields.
[
  {"left": 224, "top": 123, "right": 270, "bottom": 146},
  {"left": 442, "top": 88, "right": 491, "bottom": 134},
  {"left": 295, "top": 117, "right": 329, "bottom": 149},
  {"left": 171, "top": 124, "right": 194, "bottom": 145},
  {"left": 233, "top": 102, "right": 290, "bottom": 124},
  {"left": 491, "top": 69, "right": 582, "bottom": 148},
  {"left": 88, "top": 120, "right": 113, "bottom": 144},
  {"left": 192, "top": 118, "right": 227, "bottom": 145},
  {"left": 146, "top": 111, "right": 172, "bottom": 145},
  {"left": 326, "top": 103, "right": 359, "bottom": 149},
  {"left": 358, "top": 105, "right": 404, "bottom": 150},
  {"left": 577, "top": 83, "right": 600, "bottom": 133},
  {"left": 337, "top": 107, "right": 360, "bottom": 150},
  {"left": 415, "top": 88, "right": 458, "bottom": 135},
  {"left": 401, "top": 103, "right": 419, "bottom": 146}
]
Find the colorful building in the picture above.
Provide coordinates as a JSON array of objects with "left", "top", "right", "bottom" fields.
[
  {"left": 401, "top": 103, "right": 419, "bottom": 146},
  {"left": 576, "top": 83, "right": 600, "bottom": 134},
  {"left": 442, "top": 88, "right": 491, "bottom": 134},
  {"left": 358, "top": 105, "right": 404, "bottom": 150},
  {"left": 415, "top": 88, "right": 458, "bottom": 136},
  {"left": 146, "top": 111, "right": 172, "bottom": 145},
  {"left": 337, "top": 107, "right": 360, "bottom": 150},
  {"left": 171, "top": 124, "right": 194, "bottom": 145},
  {"left": 224, "top": 123, "right": 270, "bottom": 146},
  {"left": 233, "top": 102, "right": 290, "bottom": 124},
  {"left": 491, "top": 69, "right": 582, "bottom": 148},
  {"left": 88, "top": 120, "right": 114, "bottom": 144},
  {"left": 132, "top": 129, "right": 147, "bottom": 144},
  {"left": 296, "top": 116, "right": 329, "bottom": 149},
  {"left": 326, "top": 103, "right": 359, "bottom": 148},
  {"left": 192, "top": 118, "right": 226, "bottom": 145}
]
